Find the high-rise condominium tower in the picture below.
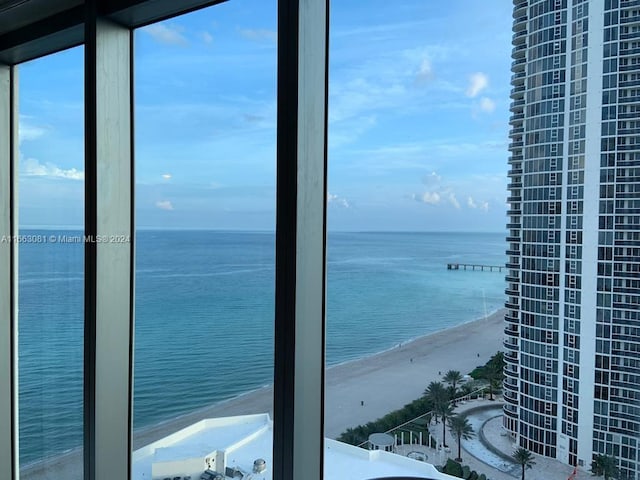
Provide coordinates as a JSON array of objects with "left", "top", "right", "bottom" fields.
[{"left": 504, "top": 1, "right": 640, "bottom": 479}]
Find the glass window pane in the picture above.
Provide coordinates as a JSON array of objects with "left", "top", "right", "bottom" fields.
[
  {"left": 325, "top": 2, "right": 509, "bottom": 478},
  {"left": 18, "top": 46, "right": 84, "bottom": 478},
  {"left": 132, "top": 3, "right": 276, "bottom": 479}
]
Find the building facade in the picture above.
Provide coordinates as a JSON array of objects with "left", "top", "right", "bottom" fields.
[{"left": 505, "top": 1, "right": 640, "bottom": 479}]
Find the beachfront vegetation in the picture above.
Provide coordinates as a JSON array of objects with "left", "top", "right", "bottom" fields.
[
  {"left": 459, "top": 380, "right": 482, "bottom": 398},
  {"left": 512, "top": 447, "right": 535, "bottom": 480},
  {"left": 424, "top": 380, "right": 448, "bottom": 404},
  {"left": 590, "top": 453, "right": 618, "bottom": 480},
  {"left": 448, "top": 414, "right": 474, "bottom": 462},
  {"left": 470, "top": 351, "right": 504, "bottom": 400},
  {"left": 443, "top": 370, "right": 463, "bottom": 398},
  {"left": 440, "top": 459, "right": 490, "bottom": 480},
  {"left": 338, "top": 355, "right": 501, "bottom": 451},
  {"left": 337, "top": 395, "right": 435, "bottom": 446},
  {"left": 442, "top": 459, "right": 464, "bottom": 477},
  {"left": 433, "top": 397, "right": 454, "bottom": 447}
]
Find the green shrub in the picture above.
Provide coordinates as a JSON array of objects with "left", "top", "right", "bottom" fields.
[
  {"left": 462, "top": 465, "right": 471, "bottom": 478},
  {"left": 337, "top": 396, "right": 434, "bottom": 446},
  {"left": 443, "top": 459, "right": 463, "bottom": 477}
]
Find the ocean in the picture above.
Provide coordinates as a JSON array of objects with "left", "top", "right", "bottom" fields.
[{"left": 17, "top": 230, "right": 506, "bottom": 465}]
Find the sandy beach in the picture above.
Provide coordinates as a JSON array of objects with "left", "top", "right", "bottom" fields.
[{"left": 23, "top": 308, "right": 506, "bottom": 479}]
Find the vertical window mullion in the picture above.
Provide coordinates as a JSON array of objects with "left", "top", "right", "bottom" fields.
[
  {"left": 84, "top": 12, "right": 135, "bottom": 480},
  {"left": 274, "top": 0, "right": 329, "bottom": 479},
  {"left": 0, "top": 63, "right": 18, "bottom": 480}
]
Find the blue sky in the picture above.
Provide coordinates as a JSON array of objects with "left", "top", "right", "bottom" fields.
[{"left": 18, "top": 0, "right": 513, "bottom": 231}]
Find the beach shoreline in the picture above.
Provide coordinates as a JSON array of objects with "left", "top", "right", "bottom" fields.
[{"left": 22, "top": 308, "right": 506, "bottom": 479}]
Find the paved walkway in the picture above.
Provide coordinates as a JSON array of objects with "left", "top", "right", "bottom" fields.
[{"left": 394, "top": 397, "right": 589, "bottom": 480}]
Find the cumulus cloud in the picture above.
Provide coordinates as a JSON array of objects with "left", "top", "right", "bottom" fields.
[
  {"left": 22, "top": 158, "right": 84, "bottom": 180},
  {"left": 238, "top": 28, "right": 277, "bottom": 43},
  {"left": 479, "top": 97, "right": 496, "bottom": 113},
  {"left": 415, "top": 58, "right": 434, "bottom": 85},
  {"left": 448, "top": 192, "right": 460, "bottom": 209},
  {"left": 466, "top": 72, "right": 489, "bottom": 98},
  {"left": 411, "top": 170, "right": 497, "bottom": 213},
  {"left": 416, "top": 191, "right": 441, "bottom": 205},
  {"left": 413, "top": 173, "right": 460, "bottom": 208},
  {"left": 467, "top": 196, "right": 489, "bottom": 212},
  {"left": 142, "top": 23, "right": 188, "bottom": 46},
  {"left": 155, "top": 200, "right": 174, "bottom": 211},
  {"left": 328, "top": 193, "right": 350, "bottom": 208}
]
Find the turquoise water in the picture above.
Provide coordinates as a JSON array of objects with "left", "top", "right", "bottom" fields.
[{"left": 17, "top": 230, "right": 506, "bottom": 465}]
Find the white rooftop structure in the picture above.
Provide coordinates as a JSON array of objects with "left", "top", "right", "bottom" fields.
[{"left": 132, "top": 413, "right": 457, "bottom": 480}]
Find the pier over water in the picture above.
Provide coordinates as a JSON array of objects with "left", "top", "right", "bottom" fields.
[{"left": 447, "top": 263, "right": 503, "bottom": 272}]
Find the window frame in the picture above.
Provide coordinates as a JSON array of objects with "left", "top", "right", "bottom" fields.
[{"left": 0, "top": 1, "right": 330, "bottom": 480}]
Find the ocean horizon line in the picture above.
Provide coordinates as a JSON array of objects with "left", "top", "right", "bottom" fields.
[{"left": 18, "top": 226, "right": 508, "bottom": 235}]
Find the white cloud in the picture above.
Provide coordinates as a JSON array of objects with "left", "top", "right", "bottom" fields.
[
  {"left": 416, "top": 190, "right": 458, "bottom": 209},
  {"left": 142, "top": 23, "right": 188, "bottom": 46},
  {"left": 413, "top": 174, "right": 463, "bottom": 209},
  {"left": 415, "top": 58, "right": 434, "bottom": 85},
  {"left": 238, "top": 28, "right": 277, "bottom": 43},
  {"left": 330, "top": 77, "right": 407, "bottom": 124},
  {"left": 19, "top": 122, "right": 47, "bottom": 144},
  {"left": 479, "top": 97, "right": 496, "bottom": 113},
  {"left": 22, "top": 158, "right": 84, "bottom": 180},
  {"left": 162, "top": 173, "right": 172, "bottom": 180},
  {"left": 467, "top": 196, "right": 489, "bottom": 212},
  {"left": 200, "top": 31, "right": 213, "bottom": 44},
  {"left": 466, "top": 72, "right": 489, "bottom": 98},
  {"left": 155, "top": 200, "right": 174, "bottom": 211},
  {"left": 328, "top": 193, "right": 350, "bottom": 208},
  {"left": 420, "top": 191, "right": 441, "bottom": 205},
  {"left": 326, "top": 44, "right": 455, "bottom": 144},
  {"left": 448, "top": 192, "right": 460, "bottom": 209}
]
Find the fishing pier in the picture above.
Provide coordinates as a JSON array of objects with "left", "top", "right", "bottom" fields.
[{"left": 447, "top": 263, "right": 504, "bottom": 272}]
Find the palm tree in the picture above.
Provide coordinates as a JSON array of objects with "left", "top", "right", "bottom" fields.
[
  {"left": 459, "top": 381, "right": 477, "bottom": 398},
  {"left": 473, "top": 351, "right": 505, "bottom": 400},
  {"left": 591, "top": 453, "right": 618, "bottom": 480},
  {"left": 481, "top": 359, "right": 503, "bottom": 400},
  {"left": 443, "top": 370, "right": 463, "bottom": 392},
  {"left": 424, "top": 381, "right": 448, "bottom": 403},
  {"left": 484, "top": 369, "right": 501, "bottom": 400},
  {"left": 512, "top": 447, "right": 535, "bottom": 480},
  {"left": 424, "top": 381, "right": 448, "bottom": 422},
  {"left": 433, "top": 399, "right": 454, "bottom": 447},
  {"left": 448, "top": 414, "right": 474, "bottom": 462},
  {"left": 443, "top": 370, "right": 463, "bottom": 403}
]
